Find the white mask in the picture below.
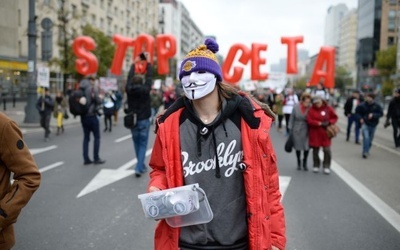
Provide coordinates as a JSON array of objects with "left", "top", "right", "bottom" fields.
[{"left": 181, "top": 72, "right": 216, "bottom": 100}]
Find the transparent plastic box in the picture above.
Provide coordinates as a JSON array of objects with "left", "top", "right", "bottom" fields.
[{"left": 138, "top": 183, "right": 213, "bottom": 227}]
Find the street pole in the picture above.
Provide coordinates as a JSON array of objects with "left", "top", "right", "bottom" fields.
[{"left": 24, "top": 0, "right": 39, "bottom": 124}]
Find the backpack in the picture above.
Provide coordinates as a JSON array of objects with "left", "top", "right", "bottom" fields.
[{"left": 68, "top": 88, "right": 88, "bottom": 116}]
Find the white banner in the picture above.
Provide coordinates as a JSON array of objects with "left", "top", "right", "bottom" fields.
[
  {"left": 37, "top": 66, "right": 50, "bottom": 87},
  {"left": 99, "top": 77, "right": 118, "bottom": 91}
]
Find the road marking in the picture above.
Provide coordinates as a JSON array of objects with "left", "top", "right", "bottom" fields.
[
  {"left": 114, "top": 134, "right": 132, "bottom": 143},
  {"left": 331, "top": 160, "right": 400, "bottom": 233},
  {"left": 77, "top": 149, "right": 153, "bottom": 198},
  {"left": 40, "top": 161, "right": 64, "bottom": 173},
  {"left": 30, "top": 145, "right": 57, "bottom": 155},
  {"left": 279, "top": 176, "right": 291, "bottom": 200},
  {"left": 373, "top": 142, "right": 400, "bottom": 156}
]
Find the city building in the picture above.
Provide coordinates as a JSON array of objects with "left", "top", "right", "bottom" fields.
[
  {"left": 0, "top": 0, "right": 160, "bottom": 97},
  {"left": 159, "top": 0, "right": 203, "bottom": 64},
  {"left": 339, "top": 9, "right": 357, "bottom": 86},
  {"left": 324, "top": 3, "right": 349, "bottom": 47},
  {"left": 356, "top": 0, "right": 400, "bottom": 89}
]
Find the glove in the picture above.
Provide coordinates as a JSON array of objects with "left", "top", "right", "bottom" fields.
[{"left": 320, "top": 121, "right": 329, "bottom": 127}]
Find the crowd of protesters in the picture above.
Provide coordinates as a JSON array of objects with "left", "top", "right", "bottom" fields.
[{"left": 254, "top": 83, "right": 399, "bottom": 174}]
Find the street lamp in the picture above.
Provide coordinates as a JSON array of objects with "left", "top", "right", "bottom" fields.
[{"left": 24, "top": 0, "right": 39, "bottom": 124}]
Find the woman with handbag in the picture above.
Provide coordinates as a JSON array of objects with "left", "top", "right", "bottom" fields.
[
  {"left": 288, "top": 93, "right": 311, "bottom": 170},
  {"left": 306, "top": 96, "right": 338, "bottom": 175}
]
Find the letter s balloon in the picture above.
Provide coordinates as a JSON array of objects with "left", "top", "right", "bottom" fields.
[{"left": 72, "top": 36, "right": 98, "bottom": 75}]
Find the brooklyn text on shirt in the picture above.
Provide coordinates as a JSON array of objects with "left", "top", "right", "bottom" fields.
[{"left": 182, "top": 140, "right": 243, "bottom": 178}]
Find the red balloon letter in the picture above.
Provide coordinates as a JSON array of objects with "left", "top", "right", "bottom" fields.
[
  {"left": 222, "top": 44, "right": 251, "bottom": 84},
  {"left": 73, "top": 36, "right": 98, "bottom": 75},
  {"left": 110, "top": 34, "right": 135, "bottom": 75},
  {"left": 251, "top": 43, "right": 268, "bottom": 81},
  {"left": 309, "top": 46, "right": 336, "bottom": 88},
  {"left": 281, "top": 36, "right": 304, "bottom": 74},
  {"left": 134, "top": 34, "right": 155, "bottom": 64},
  {"left": 156, "top": 34, "right": 177, "bottom": 75}
]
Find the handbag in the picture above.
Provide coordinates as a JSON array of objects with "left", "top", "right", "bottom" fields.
[
  {"left": 326, "top": 124, "right": 340, "bottom": 138},
  {"left": 63, "top": 111, "right": 69, "bottom": 120},
  {"left": 123, "top": 102, "right": 137, "bottom": 129},
  {"left": 284, "top": 133, "right": 294, "bottom": 153},
  {"left": 124, "top": 112, "right": 137, "bottom": 129}
]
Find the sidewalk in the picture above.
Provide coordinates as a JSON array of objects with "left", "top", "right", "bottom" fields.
[{"left": 1, "top": 101, "right": 81, "bottom": 134}]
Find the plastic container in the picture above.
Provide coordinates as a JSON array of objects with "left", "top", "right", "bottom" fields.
[
  {"left": 138, "top": 183, "right": 213, "bottom": 227},
  {"left": 138, "top": 184, "right": 200, "bottom": 220}
]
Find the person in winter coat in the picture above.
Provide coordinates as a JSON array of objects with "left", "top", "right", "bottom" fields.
[
  {"left": 0, "top": 112, "right": 41, "bottom": 249},
  {"left": 36, "top": 87, "right": 54, "bottom": 141},
  {"left": 289, "top": 93, "right": 311, "bottom": 170},
  {"left": 112, "top": 90, "right": 123, "bottom": 125},
  {"left": 147, "top": 39, "right": 286, "bottom": 250},
  {"left": 150, "top": 88, "right": 163, "bottom": 125},
  {"left": 344, "top": 90, "right": 362, "bottom": 144},
  {"left": 80, "top": 76, "right": 106, "bottom": 165},
  {"left": 53, "top": 91, "right": 68, "bottom": 135},
  {"left": 356, "top": 93, "right": 384, "bottom": 158},
  {"left": 307, "top": 96, "right": 338, "bottom": 175},
  {"left": 126, "top": 52, "right": 153, "bottom": 177},
  {"left": 384, "top": 88, "right": 400, "bottom": 148},
  {"left": 282, "top": 89, "right": 299, "bottom": 134},
  {"left": 274, "top": 93, "right": 284, "bottom": 132},
  {"left": 102, "top": 91, "right": 116, "bottom": 132}
]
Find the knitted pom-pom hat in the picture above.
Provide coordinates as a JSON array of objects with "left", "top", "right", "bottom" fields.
[{"left": 179, "top": 38, "right": 222, "bottom": 81}]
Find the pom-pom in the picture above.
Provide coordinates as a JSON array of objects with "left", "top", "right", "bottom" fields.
[{"left": 205, "top": 38, "right": 219, "bottom": 54}]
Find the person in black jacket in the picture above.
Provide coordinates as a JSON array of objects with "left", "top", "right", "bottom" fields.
[
  {"left": 126, "top": 52, "right": 153, "bottom": 177},
  {"left": 36, "top": 87, "right": 54, "bottom": 142},
  {"left": 356, "top": 93, "right": 383, "bottom": 158},
  {"left": 80, "top": 76, "right": 106, "bottom": 165},
  {"left": 344, "top": 90, "right": 362, "bottom": 144},
  {"left": 385, "top": 88, "right": 400, "bottom": 148}
]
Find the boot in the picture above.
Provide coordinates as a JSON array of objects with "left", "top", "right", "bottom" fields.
[
  {"left": 303, "top": 159, "right": 308, "bottom": 171},
  {"left": 56, "top": 127, "right": 60, "bottom": 135},
  {"left": 61, "top": 125, "right": 64, "bottom": 133},
  {"left": 297, "top": 159, "right": 301, "bottom": 170}
]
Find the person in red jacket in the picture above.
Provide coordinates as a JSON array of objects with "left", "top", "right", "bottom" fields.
[
  {"left": 307, "top": 96, "right": 338, "bottom": 174},
  {"left": 147, "top": 39, "right": 286, "bottom": 250}
]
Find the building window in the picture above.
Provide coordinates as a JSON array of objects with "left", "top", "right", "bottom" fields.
[
  {"left": 100, "top": 18, "right": 104, "bottom": 29},
  {"left": 18, "top": 41, "right": 22, "bottom": 57},
  {"left": 389, "top": 10, "right": 396, "bottom": 18},
  {"left": 91, "top": 14, "right": 96, "bottom": 26},
  {"left": 390, "top": 0, "right": 396, "bottom": 5},
  {"left": 100, "top": 0, "right": 104, "bottom": 9},
  {"left": 18, "top": 9, "right": 21, "bottom": 26},
  {"left": 389, "top": 19, "right": 396, "bottom": 31},
  {"left": 43, "top": 0, "right": 51, "bottom": 6},
  {"left": 388, "top": 36, "right": 395, "bottom": 46},
  {"left": 71, "top": 4, "right": 77, "bottom": 17}
]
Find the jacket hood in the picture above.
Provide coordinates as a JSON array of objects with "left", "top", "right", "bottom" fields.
[{"left": 80, "top": 78, "right": 91, "bottom": 89}]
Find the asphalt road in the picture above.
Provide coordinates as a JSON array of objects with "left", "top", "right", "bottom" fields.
[{"left": 13, "top": 110, "right": 400, "bottom": 250}]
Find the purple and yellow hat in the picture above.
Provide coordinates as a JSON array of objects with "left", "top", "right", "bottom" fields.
[{"left": 179, "top": 38, "right": 222, "bottom": 81}]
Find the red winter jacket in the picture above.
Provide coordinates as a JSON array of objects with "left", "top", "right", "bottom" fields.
[
  {"left": 148, "top": 95, "right": 286, "bottom": 250},
  {"left": 307, "top": 103, "right": 338, "bottom": 147}
]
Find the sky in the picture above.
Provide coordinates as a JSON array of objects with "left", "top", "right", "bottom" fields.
[{"left": 179, "top": 0, "right": 358, "bottom": 77}]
